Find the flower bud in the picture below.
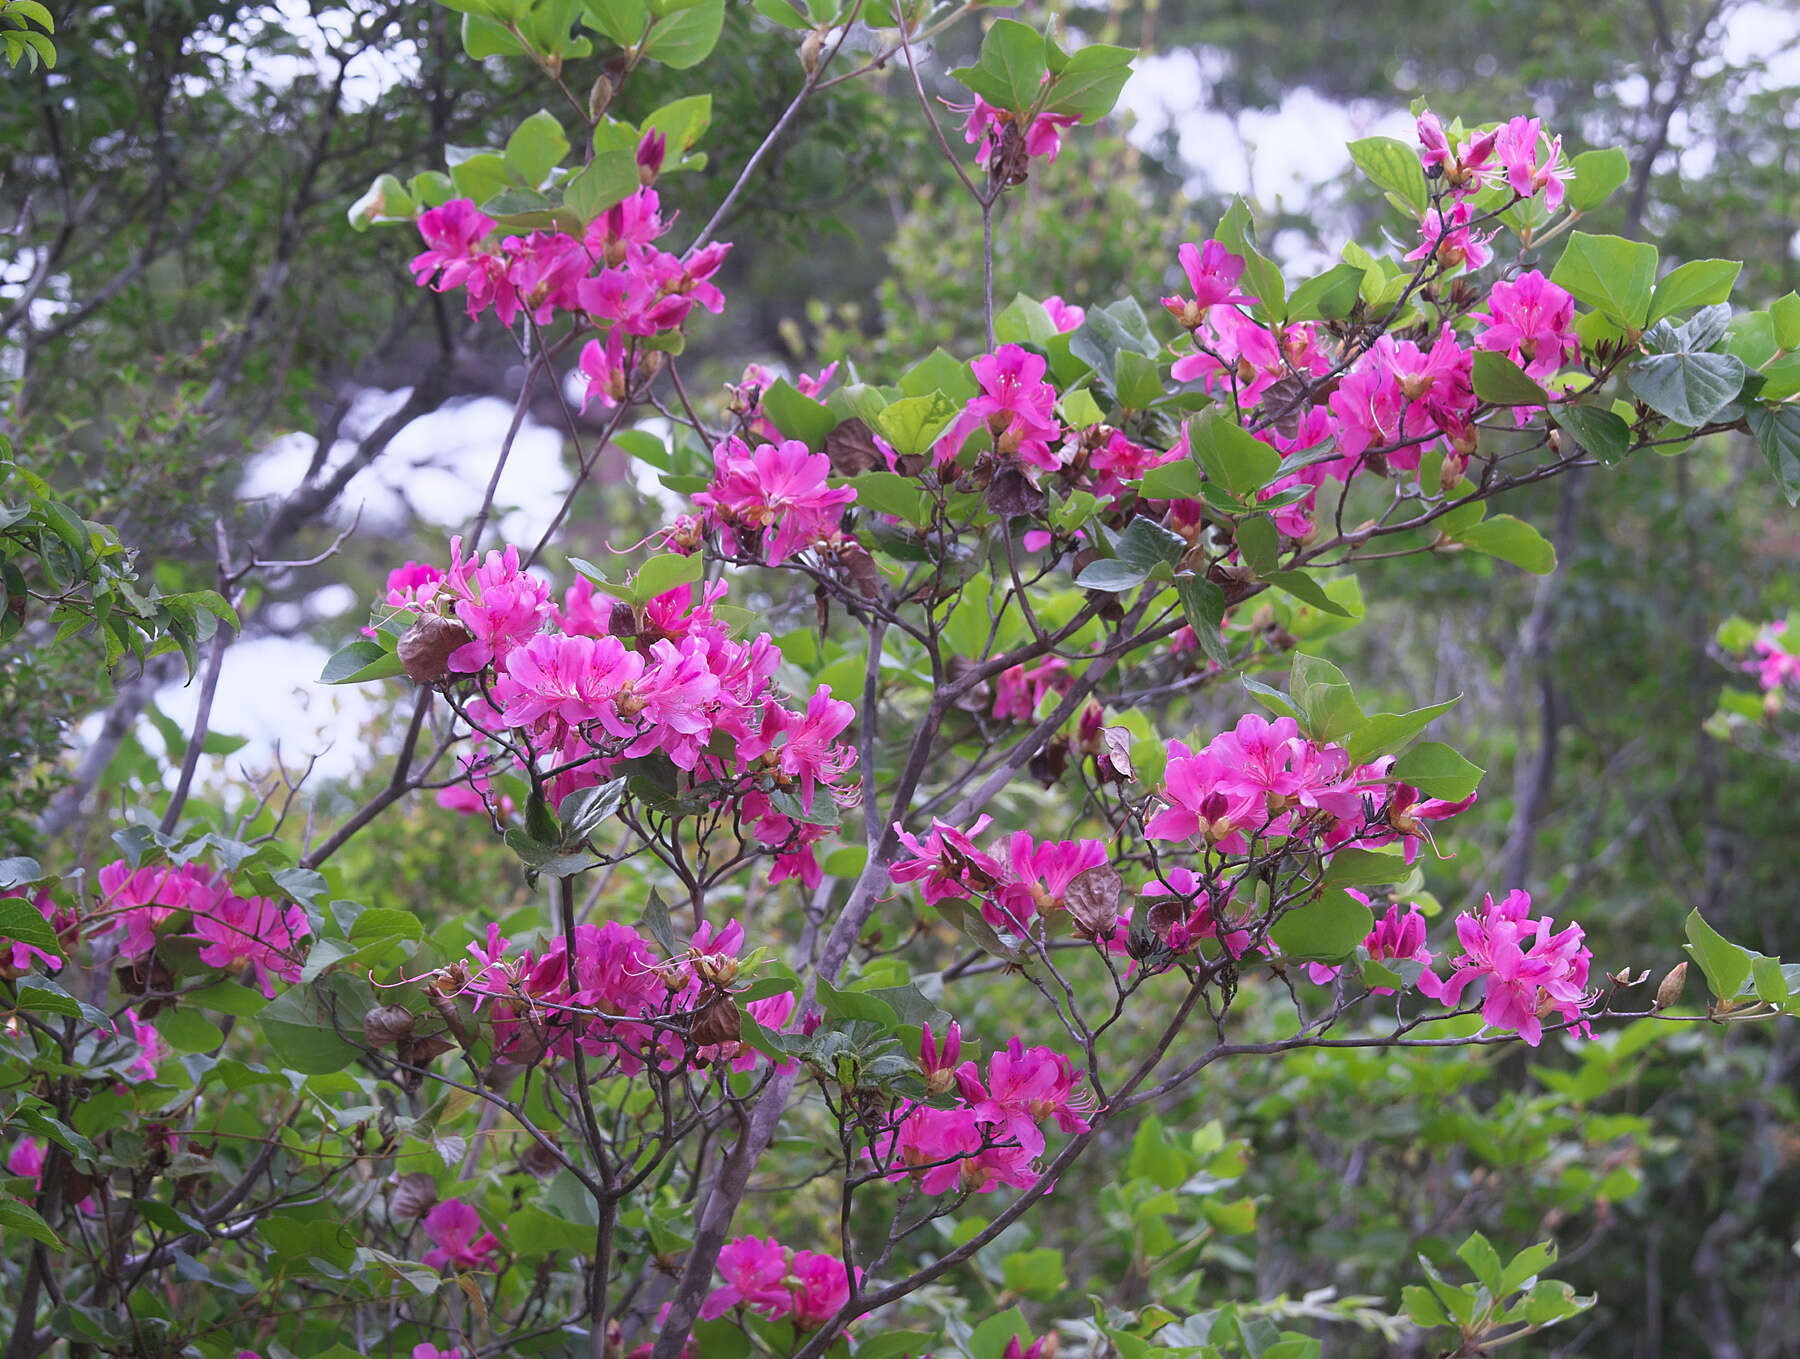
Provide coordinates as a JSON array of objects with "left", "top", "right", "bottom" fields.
[
  {"left": 636, "top": 129, "right": 666, "bottom": 186},
  {"left": 588, "top": 74, "right": 614, "bottom": 122},
  {"left": 1655, "top": 961, "right": 1688, "bottom": 1011},
  {"left": 799, "top": 27, "right": 823, "bottom": 73},
  {"left": 691, "top": 994, "right": 742, "bottom": 1048}
]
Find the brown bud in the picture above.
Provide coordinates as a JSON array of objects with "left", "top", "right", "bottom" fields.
[
  {"left": 691, "top": 994, "right": 742, "bottom": 1048},
  {"left": 1098, "top": 725, "right": 1136, "bottom": 781},
  {"left": 1655, "top": 961, "right": 1688, "bottom": 1011},
  {"left": 389, "top": 1171, "right": 439, "bottom": 1221},
  {"left": 836, "top": 538, "right": 884, "bottom": 600},
  {"left": 396, "top": 1032, "right": 457, "bottom": 1069},
  {"left": 1064, "top": 862, "right": 1124, "bottom": 939},
  {"left": 609, "top": 600, "right": 639, "bottom": 637},
  {"left": 363, "top": 1004, "right": 416, "bottom": 1047},
  {"left": 398, "top": 615, "right": 474, "bottom": 684},
  {"left": 588, "top": 74, "right": 615, "bottom": 122},
  {"left": 799, "top": 28, "right": 824, "bottom": 73}
]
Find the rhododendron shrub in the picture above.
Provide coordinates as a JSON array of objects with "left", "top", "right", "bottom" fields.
[{"left": 5, "top": 6, "right": 1800, "bottom": 1359}]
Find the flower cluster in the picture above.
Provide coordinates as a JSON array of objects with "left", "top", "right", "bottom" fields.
[
  {"left": 1750, "top": 620, "right": 1799, "bottom": 693},
  {"left": 459, "top": 914, "right": 795, "bottom": 1076},
  {"left": 694, "top": 437, "right": 858, "bottom": 565},
  {"left": 87, "top": 859, "right": 311, "bottom": 999},
  {"left": 419, "top": 1199, "right": 500, "bottom": 1273},
  {"left": 409, "top": 176, "right": 730, "bottom": 413},
  {"left": 701, "top": 1235, "right": 857, "bottom": 1331},
  {"left": 382, "top": 541, "right": 860, "bottom": 885},
  {"left": 1147, "top": 712, "right": 1474, "bottom": 860},
  {"left": 878, "top": 1026, "right": 1092, "bottom": 1195},
  {"left": 954, "top": 96, "right": 1080, "bottom": 172},
  {"left": 1421, "top": 890, "right": 1593, "bottom": 1045}
]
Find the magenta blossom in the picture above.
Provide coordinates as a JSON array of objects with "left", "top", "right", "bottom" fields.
[
  {"left": 189, "top": 895, "right": 311, "bottom": 999},
  {"left": 1422, "top": 890, "right": 1593, "bottom": 1045},
  {"left": 1473, "top": 270, "right": 1579, "bottom": 381},
  {"left": 420, "top": 1199, "right": 500, "bottom": 1272},
  {"left": 1495, "top": 115, "right": 1571, "bottom": 211},
  {"left": 1162, "top": 239, "right": 1258, "bottom": 327},
  {"left": 694, "top": 437, "right": 856, "bottom": 565}
]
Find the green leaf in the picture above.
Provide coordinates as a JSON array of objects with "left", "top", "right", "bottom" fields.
[
  {"left": 1393, "top": 742, "right": 1483, "bottom": 799},
  {"left": 1320, "top": 847, "right": 1406, "bottom": 889},
  {"left": 1176, "top": 576, "right": 1230, "bottom": 666},
  {"left": 1289, "top": 653, "right": 1363, "bottom": 743},
  {"left": 1498, "top": 1241, "right": 1557, "bottom": 1295},
  {"left": 1286, "top": 262, "right": 1366, "bottom": 321},
  {"left": 899, "top": 348, "right": 977, "bottom": 402},
  {"left": 1114, "top": 349, "right": 1165, "bottom": 409},
  {"left": 320, "top": 640, "right": 407, "bottom": 685},
  {"left": 1562, "top": 147, "right": 1630, "bottom": 213},
  {"left": 1265, "top": 570, "right": 1355, "bottom": 618},
  {"left": 1138, "top": 458, "right": 1202, "bottom": 500},
  {"left": 1648, "top": 259, "right": 1741, "bottom": 325},
  {"left": 968, "top": 1308, "right": 1032, "bottom": 1359},
  {"left": 1347, "top": 136, "right": 1427, "bottom": 215},
  {"left": 1628, "top": 348, "right": 1745, "bottom": 428},
  {"left": 1042, "top": 43, "right": 1133, "bottom": 120},
  {"left": 1684, "top": 909, "right": 1755, "bottom": 1000},
  {"left": 0, "top": 895, "right": 61, "bottom": 957},
  {"left": 1001, "top": 1247, "right": 1067, "bottom": 1301},
  {"left": 1457, "top": 1232, "right": 1503, "bottom": 1294},
  {"left": 156, "top": 1007, "right": 225, "bottom": 1053},
  {"left": 1746, "top": 405, "right": 1800, "bottom": 507},
  {"left": 259, "top": 979, "right": 371, "bottom": 1075},
  {"left": 632, "top": 552, "right": 702, "bottom": 604},
  {"left": 975, "top": 19, "right": 1047, "bottom": 113},
  {"left": 504, "top": 110, "right": 570, "bottom": 187},
  {"left": 1272, "top": 889, "right": 1373, "bottom": 962},
  {"left": 762, "top": 377, "right": 838, "bottom": 450},
  {"left": 1554, "top": 404, "right": 1631, "bottom": 465},
  {"left": 0, "top": 1199, "right": 63, "bottom": 1250},
  {"left": 1471, "top": 350, "right": 1551, "bottom": 407},
  {"left": 750, "top": 0, "right": 809, "bottom": 27},
  {"left": 1344, "top": 696, "right": 1459, "bottom": 764},
  {"left": 874, "top": 392, "right": 960, "bottom": 458},
  {"left": 1189, "top": 409, "right": 1282, "bottom": 497},
  {"left": 461, "top": 12, "right": 524, "bottom": 58},
  {"left": 347, "top": 908, "right": 425, "bottom": 944},
  {"left": 640, "top": 0, "right": 723, "bottom": 66},
  {"left": 1454, "top": 514, "right": 1557, "bottom": 574},
  {"left": 643, "top": 93, "right": 712, "bottom": 157},
  {"left": 1550, "top": 231, "right": 1658, "bottom": 329},
  {"left": 563, "top": 149, "right": 639, "bottom": 224},
  {"left": 853, "top": 471, "right": 929, "bottom": 525},
  {"left": 852, "top": 1334, "right": 938, "bottom": 1359},
  {"left": 1752, "top": 954, "right": 1790, "bottom": 1006}
]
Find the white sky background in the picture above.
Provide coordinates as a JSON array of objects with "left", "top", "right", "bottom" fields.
[{"left": 125, "top": 0, "right": 1800, "bottom": 792}]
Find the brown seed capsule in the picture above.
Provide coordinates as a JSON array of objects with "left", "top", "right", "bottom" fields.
[
  {"left": 1065, "top": 862, "right": 1124, "bottom": 939},
  {"left": 1655, "top": 961, "right": 1688, "bottom": 1011},
  {"left": 398, "top": 615, "right": 474, "bottom": 684},
  {"left": 588, "top": 74, "right": 614, "bottom": 122},
  {"left": 363, "top": 1004, "right": 416, "bottom": 1047},
  {"left": 389, "top": 1171, "right": 439, "bottom": 1221},
  {"left": 520, "top": 1140, "right": 564, "bottom": 1178},
  {"left": 692, "top": 994, "right": 743, "bottom": 1048}
]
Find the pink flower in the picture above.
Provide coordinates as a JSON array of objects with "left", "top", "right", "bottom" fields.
[
  {"left": 188, "top": 895, "right": 311, "bottom": 999},
  {"left": 1306, "top": 896, "right": 1435, "bottom": 989},
  {"left": 1042, "top": 295, "right": 1085, "bottom": 332},
  {"left": 694, "top": 437, "right": 856, "bottom": 565},
  {"left": 96, "top": 860, "right": 222, "bottom": 960},
  {"left": 411, "top": 200, "right": 504, "bottom": 319},
  {"left": 1144, "top": 741, "right": 1262, "bottom": 850},
  {"left": 1162, "top": 240, "right": 1258, "bottom": 327},
  {"left": 993, "top": 657, "right": 1069, "bottom": 723},
  {"left": 1414, "top": 109, "right": 1498, "bottom": 191},
  {"left": 578, "top": 329, "right": 632, "bottom": 412},
  {"left": 702, "top": 1236, "right": 793, "bottom": 1321},
  {"left": 768, "top": 686, "right": 857, "bottom": 811},
  {"left": 383, "top": 561, "right": 445, "bottom": 612},
  {"left": 442, "top": 538, "right": 553, "bottom": 673},
  {"left": 0, "top": 888, "right": 65, "bottom": 974},
  {"left": 989, "top": 833, "right": 1110, "bottom": 930},
  {"left": 412, "top": 1346, "right": 462, "bottom": 1359},
  {"left": 121, "top": 1008, "right": 168, "bottom": 1084},
  {"left": 919, "top": 1021, "right": 963, "bottom": 1094},
  {"left": 1752, "top": 622, "right": 1800, "bottom": 691},
  {"left": 963, "top": 1037, "right": 1092, "bottom": 1157},
  {"left": 956, "top": 97, "right": 1080, "bottom": 167},
  {"left": 1405, "top": 197, "right": 1493, "bottom": 273},
  {"left": 890, "top": 817, "right": 1004, "bottom": 904},
  {"left": 1141, "top": 867, "right": 1253, "bottom": 959},
  {"left": 789, "top": 1250, "right": 856, "bottom": 1329},
  {"left": 1376, "top": 782, "right": 1477, "bottom": 862},
  {"left": 938, "top": 344, "right": 1064, "bottom": 473},
  {"left": 1473, "top": 271, "right": 1580, "bottom": 381},
  {"left": 1495, "top": 116, "right": 1571, "bottom": 211},
  {"left": 420, "top": 1199, "right": 499, "bottom": 1272}
]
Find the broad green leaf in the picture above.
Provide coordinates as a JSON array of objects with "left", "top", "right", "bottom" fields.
[
  {"left": 504, "top": 110, "right": 570, "bottom": 187},
  {"left": 1457, "top": 1233, "right": 1503, "bottom": 1294},
  {"left": 320, "top": 640, "right": 408, "bottom": 685},
  {"left": 640, "top": 0, "right": 723, "bottom": 66},
  {"left": 1498, "top": 1241, "right": 1557, "bottom": 1295},
  {"left": 1471, "top": 350, "right": 1551, "bottom": 407},
  {"left": 761, "top": 378, "right": 838, "bottom": 450},
  {"left": 1176, "top": 576, "right": 1229, "bottom": 666},
  {"left": 1042, "top": 44, "right": 1134, "bottom": 120},
  {"left": 0, "top": 895, "right": 61, "bottom": 957},
  {"left": 1189, "top": 409, "right": 1281, "bottom": 497},
  {"left": 874, "top": 391, "right": 960, "bottom": 457},
  {"left": 1346, "top": 136, "right": 1427, "bottom": 215},
  {"left": 1454, "top": 514, "right": 1557, "bottom": 574},
  {"left": 1344, "top": 696, "right": 1459, "bottom": 764},
  {"left": 1550, "top": 231, "right": 1657, "bottom": 329},
  {"left": 853, "top": 471, "right": 929, "bottom": 524},
  {"left": 1683, "top": 909, "right": 1754, "bottom": 1000},
  {"left": 1286, "top": 262, "right": 1366, "bottom": 321},
  {"left": 1647, "top": 258, "right": 1741, "bottom": 325},
  {"left": 1320, "top": 847, "right": 1406, "bottom": 889},
  {"left": 632, "top": 552, "right": 702, "bottom": 604},
  {"left": 563, "top": 149, "right": 639, "bottom": 223},
  {"left": 1555, "top": 404, "right": 1631, "bottom": 465},
  {"left": 1746, "top": 404, "right": 1800, "bottom": 507},
  {"left": 1562, "top": 147, "right": 1630, "bottom": 213},
  {"left": 1627, "top": 347, "right": 1746, "bottom": 428},
  {"left": 975, "top": 19, "right": 1047, "bottom": 113},
  {"left": 1392, "top": 742, "right": 1483, "bottom": 799},
  {"left": 1272, "top": 889, "right": 1373, "bottom": 962},
  {"left": 1265, "top": 570, "right": 1356, "bottom": 618},
  {"left": 0, "top": 1199, "right": 63, "bottom": 1250}
]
